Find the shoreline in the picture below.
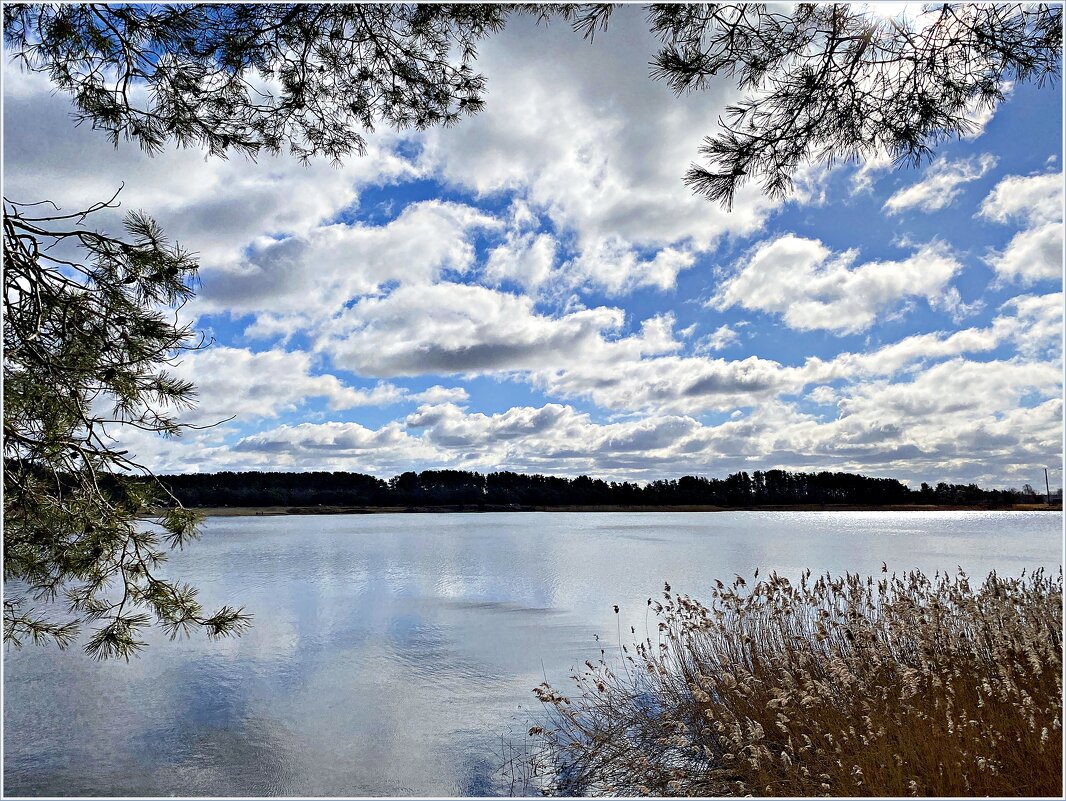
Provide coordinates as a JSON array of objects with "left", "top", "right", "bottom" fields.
[{"left": 188, "top": 502, "right": 1063, "bottom": 517}]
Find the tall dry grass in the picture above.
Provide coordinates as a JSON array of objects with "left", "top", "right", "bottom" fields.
[{"left": 527, "top": 567, "right": 1062, "bottom": 796}]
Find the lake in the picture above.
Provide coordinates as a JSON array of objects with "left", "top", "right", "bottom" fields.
[{"left": 3, "top": 510, "right": 1062, "bottom": 797}]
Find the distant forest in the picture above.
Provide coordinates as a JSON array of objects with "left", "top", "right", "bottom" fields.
[{"left": 156, "top": 469, "right": 1058, "bottom": 509}]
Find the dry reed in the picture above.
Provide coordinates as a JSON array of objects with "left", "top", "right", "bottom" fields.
[{"left": 527, "top": 567, "right": 1063, "bottom": 797}]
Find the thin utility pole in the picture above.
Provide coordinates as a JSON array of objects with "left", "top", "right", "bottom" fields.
[{"left": 1045, "top": 467, "right": 1052, "bottom": 506}]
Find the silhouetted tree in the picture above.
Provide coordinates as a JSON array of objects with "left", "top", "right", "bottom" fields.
[{"left": 151, "top": 467, "right": 975, "bottom": 509}]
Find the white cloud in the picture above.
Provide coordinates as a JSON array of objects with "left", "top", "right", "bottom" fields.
[
  {"left": 836, "top": 358, "right": 1059, "bottom": 421},
  {"left": 230, "top": 421, "right": 444, "bottom": 475},
  {"left": 208, "top": 352, "right": 1062, "bottom": 485},
  {"left": 979, "top": 171, "right": 1063, "bottom": 226},
  {"left": 807, "top": 386, "right": 839, "bottom": 406},
  {"left": 405, "top": 402, "right": 590, "bottom": 453},
  {"left": 850, "top": 84, "right": 1007, "bottom": 197},
  {"left": 416, "top": 10, "right": 783, "bottom": 293},
  {"left": 410, "top": 385, "right": 471, "bottom": 404},
  {"left": 802, "top": 292, "right": 1061, "bottom": 382},
  {"left": 317, "top": 282, "right": 632, "bottom": 376},
  {"left": 817, "top": 328, "right": 998, "bottom": 380},
  {"left": 169, "top": 347, "right": 404, "bottom": 425},
  {"left": 198, "top": 201, "right": 500, "bottom": 323},
  {"left": 567, "top": 240, "right": 697, "bottom": 295},
  {"left": 978, "top": 171, "right": 1063, "bottom": 285},
  {"left": 694, "top": 325, "right": 740, "bottom": 353},
  {"left": 960, "top": 81, "right": 1013, "bottom": 140},
  {"left": 883, "top": 154, "right": 997, "bottom": 215},
  {"left": 484, "top": 231, "right": 557, "bottom": 292},
  {"left": 984, "top": 222, "right": 1063, "bottom": 284},
  {"left": 6, "top": 18, "right": 1059, "bottom": 490},
  {"left": 302, "top": 273, "right": 1061, "bottom": 420},
  {"left": 819, "top": 358, "right": 1062, "bottom": 482},
  {"left": 526, "top": 292, "right": 1062, "bottom": 416},
  {"left": 850, "top": 150, "right": 895, "bottom": 195},
  {"left": 996, "top": 292, "right": 1064, "bottom": 358},
  {"left": 710, "top": 235, "right": 964, "bottom": 334},
  {"left": 2, "top": 63, "right": 417, "bottom": 267},
  {"left": 534, "top": 353, "right": 801, "bottom": 414},
  {"left": 103, "top": 284, "right": 1063, "bottom": 482}
]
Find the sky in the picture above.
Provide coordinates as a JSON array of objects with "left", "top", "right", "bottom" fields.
[{"left": 3, "top": 6, "right": 1064, "bottom": 489}]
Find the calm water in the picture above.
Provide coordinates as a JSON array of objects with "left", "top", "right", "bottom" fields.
[{"left": 4, "top": 511, "right": 1062, "bottom": 797}]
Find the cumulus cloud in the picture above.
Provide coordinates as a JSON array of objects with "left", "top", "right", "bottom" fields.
[
  {"left": 198, "top": 201, "right": 500, "bottom": 322},
  {"left": 170, "top": 347, "right": 404, "bottom": 425},
  {"left": 533, "top": 353, "right": 802, "bottom": 414},
  {"left": 2, "top": 64, "right": 416, "bottom": 267},
  {"left": 406, "top": 402, "right": 588, "bottom": 451},
  {"left": 799, "top": 292, "right": 1061, "bottom": 382},
  {"left": 317, "top": 282, "right": 633, "bottom": 376},
  {"left": 979, "top": 171, "right": 1064, "bottom": 226},
  {"left": 850, "top": 150, "right": 895, "bottom": 195},
  {"left": 984, "top": 223, "right": 1064, "bottom": 284},
  {"left": 979, "top": 171, "right": 1064, "bottom": 284},
  {"left": 484, "top": 231, "right": 558, "bottom": 292},
  {"left": 567, "top": 240, "right": 697, "bottom": 295},
  {"left": 525, "top": 291, "right": 1062, "bottom": 416},
  {"left": 694, "top": 325, "right": 741, "bottom": 353},
  {"left": 959, "top": 82, "right": 1013, "bottom": 140},
  {"left": 710, "top": 236, "right": 964, "bottom": 334},
  {"left": 850, "top": 86, "right": 1006, "bottom": 196},
  {"left": 303, "top": 276, "right": 1061, "bottom": 420},
  {"left": 837, "top": 358, "right": 1059, "bottom": 422},
  {"left": 230, "top": 421, "right": 444, "bottom": 475},
  {"left": 416, "top": 10, "right": 783, "bottom": 293},
  {"left": 816, "top": 359, "right": 1062, "bottom": 483},
  {"left": 410, "top": 385, "right": 471, "bottom": 404},
  {"left": 807, "top": 386, "right": 839, "bottom": 406},
  {"left": 718, "top": 358, "right": 1061, "bottom": 487},
  {"left": 102, "top": 284, "right": 1063, "bottom": 483},
  {"left": 883, "top": 154, "right": 998, "bottom": 215},
  {"left": 995, "top": 292, "right": 1064, "bottom": 358},
  {"left": 205, "top": 351, "right": 1061, "bottom": 485}
]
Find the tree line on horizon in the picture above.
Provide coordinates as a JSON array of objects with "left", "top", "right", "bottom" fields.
[{"left": 154, "top": 468, "right": 1054, "bottom": 509}]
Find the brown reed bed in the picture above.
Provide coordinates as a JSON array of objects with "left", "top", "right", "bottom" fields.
[{"left": 526, "top": 567, "right": 1063, "bottom": 797}]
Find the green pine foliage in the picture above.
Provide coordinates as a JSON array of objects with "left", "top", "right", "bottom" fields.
[
  {"left": 3, "top": 3, "right": 507, "bottom": 162},
  {"left": 647, "top": 3, "right": 1062, "bottom": 207},
  {"left": 3, "top": 196, "right": 249, "bottom": 658}
]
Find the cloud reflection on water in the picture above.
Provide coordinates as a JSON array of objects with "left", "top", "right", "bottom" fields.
[{"left": 4, "top": 511, "right": 1061, "bottom": 795}]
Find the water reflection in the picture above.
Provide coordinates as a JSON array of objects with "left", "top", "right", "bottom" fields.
[{"left": 5, "top": 511, "right": 1061, "bottom": 796}]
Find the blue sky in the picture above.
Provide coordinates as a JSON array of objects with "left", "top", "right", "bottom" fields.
[{"left": 4, "top": 7, "right": 1063, "bottom": 488}]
